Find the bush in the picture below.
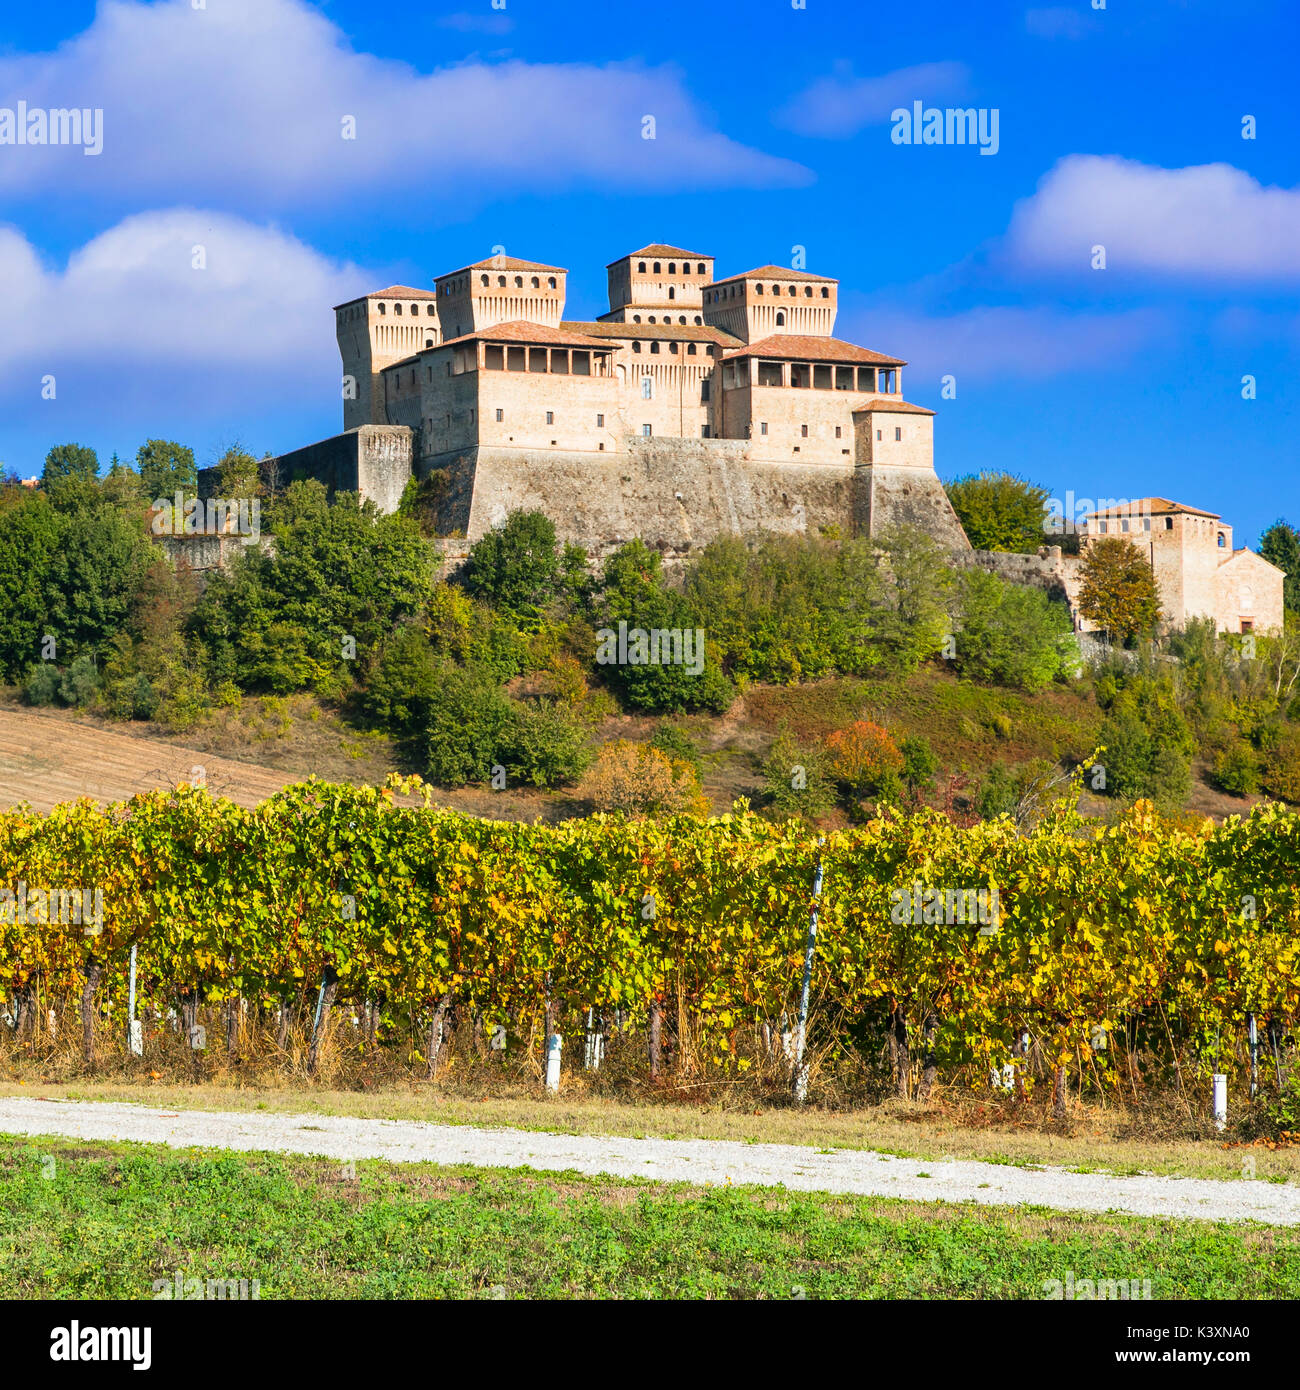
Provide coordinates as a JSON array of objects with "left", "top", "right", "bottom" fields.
[
  {"left": 502, "top": 700, "right": 591, "bottom": 788},
  {"left": 577, "top": 740, "right": 708, "bottom": 816},
  {"left": 1096, "top": 708, "right": 1192, "bottom": 810},
  {"left": 1211, "top": 741, "right": 1261, "bottom": 798},
  {"left": 23, "top": 663, "right": 59, "bottom": 706},
  {"left": 952, "top": 569, "right": 1078, "bottom": 691},
  {"left": 58, "top": 654, "right": 100, "bottom": 707},
  {"left": 462, "top": 510, "right": 585, "bottom": 621},
  {"left": 649, "top": 723, "right": 702, "bottom": 777},
  {"left": 899, "top": 734, "right": 940, "bottom": 800},
  {"left": 825, "top": 720, "right": 903, "bottom": 799},
  {"left": 761, "top": 726, "right": 835, "bottom": 821},
  {"left": 423, "top": 666, "right": 514, "bottom": 786},
  {"left": 1261, "top": 728, "right": 1300, "bottom": 804}
]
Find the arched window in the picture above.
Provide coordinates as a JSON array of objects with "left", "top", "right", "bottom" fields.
[
  {"left": 776, "top": 311, "right": 786, "bottom": 326},
  {"left": 694, "top": 315, "right": 702, "bottom": 325},
  {"left": 548, "top": 276, "right": 557, "bottom": 288},
  {"left": 668, "top": 286, "right": 676, "bottom": 300},
  {"left": 821, "top": 287, "right": 830, "bottom": 298},
  {"left": 633, "top": 314, "right": 641, "bottom": 323},
  {"left": 648, "top": 315, "right": 656, "bottom": 323},
  {"left": 687, "top": 343, "right": 697, "bottom": 355},
  {"left": 756, "top": 284, "right": 764, "bottom": 295},
  {"left": 481, "top": 274, "right": 488, "bottom": 286},
  {"left": 668, "top": 262, "right": 676, "bottom": 274},
  {"left": 514, "top": 275, "right": 523, "bottom": 287},
  {"left": 637, "top": 261, "right": 647, "bottom": 273},
  {"left": 498, "top": 275, "right": 506, "bottom": 287},
  {"left": 1218, "top": 531, "right": 1227, "bottom": 547},
  {"left": 653, "top": 261, "right": 662, "bottom": 273},
  {"left": 670, "top": 341, "right": 678, "bottom": 354},
  {"left": 427, "top": 305, "right": 436, "bottom": 316},
  {"left": 632, "top": 341, "right": 641, "bottom": 353},
  {"left": 678, "top": 316, "right": 686, "bottom": 324},
  {"left": 378, "top": 303, "right": 386, "bottom": 314},
  {"left": 395, "top": 303, "right": 403, "bottom": 314},
  {"left": 788, "top": 285, "right": 797, "bottom": 296},
  {"left": 650, "top": 341, "right": 660, "bottom": 354},
  {"left": 425, "top": 338, "right": 434, "bottom": 348},
  {"left": 804, "top": 286, "right": 813, "bottom": 297},
  {"left": 771, "top": 285, "right": 779, "bottom": 295},
  {"left": 411, "top": 303, "right": 419, "bottom": 313},
  {"left": 696, "top": 263, "right": 706, "bottom": 275},
  {"left": 531, "top": 276, "right": 540, "bottom": 288}
]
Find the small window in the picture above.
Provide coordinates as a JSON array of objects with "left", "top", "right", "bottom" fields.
[
  {"left": 378, "top": 302, "right": 386, "bottom": 314},
  {"left": 495, "top": 408, "right": 504, "bottom": 422},
  {"left": 804, "top": 286, "right": 813, "bottom": 297},
  {"left": 894, "top": 427, "right": 901, "bottom": 441},
  {"left": 498, "top": 275, "right": 506, "bottom": 287},
  {"left": 641, "top": 377, "right": 654, "bottom": 399},
  {"left": 641, "top": 423, "right": 653, "bottom": 437},
  {"left": 678, "top": 316, "right": 686, "bottom": 324},
  {"left": 514, "top": 275, "right": 523, "bottom": 287},
  {"left": 696, "top": 263, "right": 706, "bottom": 275},
  {"left": 427, "top": 305, "right": 436, "bottom": 316},
  {"left": 546, "top": 411, "right": 554, "bottom": 425},
  {"left": 531, "top": 276, "right": 540, "bottom": 288},
  {"left": 687, "top": 343, "right": 697, "bottom": 356},
  {"left": 410, "top": 303, "right": 419, "bottom": 314},
  {"left": 650, "top": 341, "right": 660, "bottom": 354},
  {"left": 821, "top": 287, "right": 829, "bottom": 298},
  {"left": 694, "top": 316, "right": 702, "bottom": 325},
  {"left": 701, "top": 425, "right": 710, "bottom": 438},
  {"left": 876, "top": 429, "right": 882, "bottom": 441},
  {"left": 1099, "top": 521, "right": 1109, "bottom": 534},
  {"left": 632, "top": 341, "right": 641, "bottom": 353},
  {"left": 800, "top": 424, "right": 808, "bottom": 438},
  {"left": 638, "top": 261, "right": 647, "bottom": 273},
  {"left": 756, "top": 284, "right": 764, "bottom": 295},
  {"left": 835, "top": 426, "right": 842, "bottom": 439},
  {"left": 1165, "top": 517, "right": 1173, "bottom": 530},
  {"left": 395, "top": 303, "right": 402, "bottom": 314},
  {"left": 668, "top": 262, "right": 676, "bottom": 274},
  {"left": 775, "top": 312, "right": 786, "bottom": 326},
  {"left": 596, "top": 414, "right": 604, "bottom": 427},
  {"left": 1121, "top": 519, "right": 1130, "bottom": 533},
  {"left": 548, "top": 277, "right": 557, "bottom": 289},
  {"left": 633, "top": 315, "right": 641, "bottom": 323},
  {"left": 1218, "top": 531, "right": 1227, "bottom": 547},
  {"left": 648, "top": 315, "right": 656, "bottom": 324},
  {"left": 480, "top": 274, "right": 489, "bottom": 286},
  {"left": 1143, "top": 518, "right": 1151, "bottom": 532},
  {"left": 760, "top": 422, "right": 768, "bottom": 435},
  {"left": 653, "top": 261, "right": 661, "bottom": 273}
]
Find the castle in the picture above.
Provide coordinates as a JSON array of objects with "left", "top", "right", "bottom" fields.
[
  {"left": 229, "top": 241, "right": 1282, "bottom": 635},
  {"left": 265, "top": 243, "right": 968, "bottom": 555}
]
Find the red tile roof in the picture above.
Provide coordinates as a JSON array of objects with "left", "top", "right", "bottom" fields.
[
  {"left": 440, "top": 257, "right": 566, "bottom": 278},
  {"left": 609, "top": 244, "right": 713, "bottom": 265},
  {"left": 436, "top": 320, "right": 613, "bottom": 349},
  {"left": 725, "top": 335, "right": 905, "bottom": 366},
  {"left": 850, "top": 397, "right": 935, "bottom": 415},
  {"left": 1085, "top": 497, "right": 1221, "bottom": 519},
  {"left": 333, "top": 285, "right": 438, "bottom": 310},
  {"left": 564, "top": 319, "right": 740, "bottom": 346},
  {"left": 714, "top": 265, "right": 838, "bottom": 286}
]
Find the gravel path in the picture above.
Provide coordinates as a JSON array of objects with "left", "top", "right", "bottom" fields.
[{"left": 1, "top": 1096, "right": 1295, "bottom": 1225}]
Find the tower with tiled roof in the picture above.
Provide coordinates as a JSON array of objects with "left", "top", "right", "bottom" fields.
[
  {"left": 334, "top": 286, "right": 442, "bottom": 433},
  {"left": 601, "top": 245, "right": 715, "bottom": 324}
]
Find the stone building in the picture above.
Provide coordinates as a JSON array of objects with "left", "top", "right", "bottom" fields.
[
  {"left": 1082, "top": 499, "right": 1285, "bottom": 636},
  {"left": 286, "top": 242, "right": 970, "bottom": 556}
]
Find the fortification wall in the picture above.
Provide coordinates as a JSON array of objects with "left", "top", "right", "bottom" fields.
[
  {"left": 421, "top": 438, "right": 858, "bottom": 559},
  {"left": 859, "top": 463, "right": 971, "bottom": 550},
  {"left": 955, "top": 546, "right": 1089, "bottom": 626}
]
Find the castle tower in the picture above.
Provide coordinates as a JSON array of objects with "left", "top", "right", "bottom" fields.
[
  {"left": 434, "top": 257, "right": 567, "bottom": 339},
  {"left": 701, "top": 267, "right": 837, "bottom": 343},
  {"left": 601, "top": 244, "right": 714, "bottom": 324},
  {"left": 336, "top": 287, "right": 441, "bottom": 431}
]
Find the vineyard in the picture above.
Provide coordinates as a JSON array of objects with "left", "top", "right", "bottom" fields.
[{"left": 2, "top": 777, "right": 1299, "bottom": 1117}]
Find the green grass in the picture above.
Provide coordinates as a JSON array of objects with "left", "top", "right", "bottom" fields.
[{"left": 2, "top": 1135, "right": 1297, "bottom": 1299}]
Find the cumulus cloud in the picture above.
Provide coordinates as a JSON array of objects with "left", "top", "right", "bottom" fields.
[
  {"left": 841, "top": 303, "right": 1172, "bottom": 380},
  {"left": 774, "top": 60, "right": 968, "bottom": 138},
  {"left": 0, "top": 0, "right": 806, "bottom": 208},
  {"left": 1002, "top": 155, "right": 1300, "bottom": 281},
  {"left": 0, "top": 209, "right": 370, "bottom": 416}
]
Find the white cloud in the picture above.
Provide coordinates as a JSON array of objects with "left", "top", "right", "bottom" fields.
[
  {"left": 843, "top": 303, "right": 1172, "bottom": 380},
  {"left": 775, "top": 61, "right": 968, "bottom": 139},
  {"left": 0, "top": 0, "right": 806, "bottom": 208},
  {"left": 0, "top": 209, "right": 369, "bottom": 412},
  {"left": 1003, "top": 155, "right": 1300, "bottom": 281}
]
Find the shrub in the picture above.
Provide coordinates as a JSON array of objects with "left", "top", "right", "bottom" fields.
[
  {"left": 23, "top": 663, "right": 59, "bottom": 706},
  {"left": 462, "top": 510, "right": 585, "bottom": 621},
  {"left": 952, "top": 568, "right": 1078, "bottom": 691},
  {"left": 825, "top": 720, "right": 903, "bottom": 799},
  {"left": 761, "top": 726, "right": 835, "bottom": 822},
  {"left": 577, "top": 740, "right": 708, "bottom": 816},
  {"left": 649, "top": 723, "right": 702, "bottom": 777},
  {"left": 945, "top": 471, "right": 1050, "bottom": 553},
  {"left": 58, "top": 654, "right": 100, "bottom": 708},
  {"left": 899, "top": 734, "right": 940, "bottom": 800},
  {"left": 502, "top": 700, "right": 591, "bottom": 788},
  {"left": 423, "top": 666, "right": 514, "bottom": 786},
  {"left": 1261, "top": 728, "right": 1300, "bottom": 804},
  {"left": 1211, "top": 741, "right": 1261, "bottom": 798}
]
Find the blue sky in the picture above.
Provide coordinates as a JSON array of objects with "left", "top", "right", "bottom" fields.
[{"left": 1, "top": 0, "right": 1296, "bottom": 541}]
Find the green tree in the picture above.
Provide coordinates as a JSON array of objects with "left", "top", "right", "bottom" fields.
[
  {"left": 1259, "top": 520, "right": 1300, "bottom": 615},
  {"left": 41, "top": 443, "right": 99, "bottom": 486},
  {"left": 0, "top": 492, "right": 63, "bottom": 680},
  {"left": 1078, "top": 537, "right": 1161, "bottom": 644},
  {"left": 44, "top": 506, "right": 156, "bottom": 660},
  {"left": 462, "top": 509, "right": 585, "bottom": 620},
  {"left": 945, "top": 471, "right": 1049, "bottom": 553},
  {"left": 952, "top": 568, "right": 1079, "bottom": 691},
  {"left": 137, "top": 439, "right": 197, "bottom": 500}
]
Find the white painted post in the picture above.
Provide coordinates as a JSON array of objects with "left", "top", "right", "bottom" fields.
[
  {"left": 584, "top": 1008, "right": 603, "bottom": 1071},
  {"left": 1248, "top": 1013, "right": 1259, "bottom": 1100},
  {"left": 1213, "top": 1073, "right": 1228, "bottom": 1133},
  {"left": 792, "top": 844, "right": 825, "bottom": 1104},
  {"left": 127, "top": 944, "right": 143, "bottom": 1056},
  {"left": 545, "top": 1033, "right": 562, "bottom": 1093}
]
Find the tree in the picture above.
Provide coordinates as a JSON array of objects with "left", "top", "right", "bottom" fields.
[
  {"left": 1078, "top": 537, "right": 1161, "bottom": 643},
  {"left": 945, "top": 471, "right": 1049, "bottom": 553},
  {"left": 41, "top": 443, "right": 99, "bottom": 486},
  {"left": 102, "top": 455, "right": 147, "bottom": 510},
  {"left": 462, "top": 509, "right": 584, "bottom": 619},
  {"left": 1259, "top": 520, "right": 1300, "bottom": 615},
  {"left": 137, "top": 439, "right": 197, "bottom": 499},
  {"left": 43, "top": 506, "right": 156, "bottom": 660},
  {"left": 0, "top": 492, "right": 63, "bottom": 680},
  {"left": 952, "top": 568, "right": 1078, "bottom": 690}
]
